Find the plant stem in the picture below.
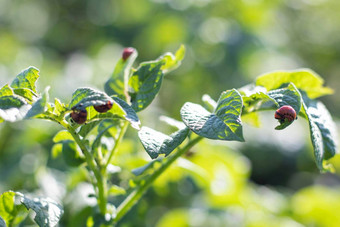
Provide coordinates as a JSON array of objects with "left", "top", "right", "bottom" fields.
[
  {"left": 104, "top": 121, "right": 129, "bottom": 170},
  {"left": 60, "top": 120, "right": 107, "bottom": 215},
  {"left": 114, "top": 136, "right": 203, "bottom": 223}
]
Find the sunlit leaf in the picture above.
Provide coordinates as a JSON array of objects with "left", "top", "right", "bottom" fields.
[
  {"left": 0, "top": 191, "right": 27, "bottom": 227},
  {"left": 69, "top": 87, "right": 114, "bottom": 110},
  {"left": 0, "top": 84, "right": 14, "bottom": 97},
  {"left": 53, "top": 98, "right": 66, "bottom": 116},
  {"left": 19, "top": 193, "right": 63, "bottom": 227},
  {"left": 268, "top": 83, "right": 302, "bottom": 130},
  {"left": 0, "top": 191, "right": 16, "bottom": 225},
  {"left": 25, "top": 86, "right": 49, "bottom": 119},
  {"left": 256, "top": 69, "right": 333, "bottom": 98},
  {"left": 0, "top": 95, "right": 30, "bottom": 123},
  {"left": 108, "top": 185, "right": 126, "bottom": 196},
  {"left": 104, "top": 48, "right": 138, "bottom": 97},
  {"left": 160, "top": 45, "right": 185, "bottom": 74},
  {"left": 10, "top": 66, "right": 39, "bottom": 94},
  {"left": 181, "top": 89, "right": 244, "bottom": 141},
  {"left": 53, "top": 130, "right": 74, "bottom": 143},
  {"left": 128, "top": 58, "right": 165, "bottom": 112},
  {"left": 13, "top": 88, "right": 39, "bottom": 104}
]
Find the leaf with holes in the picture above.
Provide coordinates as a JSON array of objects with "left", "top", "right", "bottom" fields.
[{"left": 268, "top": 83, "right": 302, "bottom": 130}]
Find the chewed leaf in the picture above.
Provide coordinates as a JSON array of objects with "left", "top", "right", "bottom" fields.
[
  {"left": 160, "top": 45, "right": 185, "bottom": 74},
  {"left": 69, "top": 87, "right": 114, "bottom": 110},
  {"left": 138, "top": 126, "right": 189, "bottom": 159},
  {"left": 19, "top": 193, "right": 63, "bottom": 227},
  {"left": 256, "top": 69, "right": 333, "bottom": 99},
  {"left": 104, "top": 48, "right": 138, "bottom": 97},
  {"left": 0, "top": 84, "right": 14, "bottom": 97},
  {"left": 181, "top": 89, "right": 244, "bottom": 141},
  {"left": 10, "top": 66, "right": 40, "bottom": 94},
  {"left": 268, "top": 83, "right": 302, "bottom": 130},
  {"left": 268, "top": 83, "right": 302, "bottom": 113},
  {"left": 129, "top": 59, "right": 165, "bottom": 112},
  {"left": 301, "top": 95, "right": 338, "bottom": 170},
  {"left": 25, "top": 86, "right": 49, "bottom": 119}
]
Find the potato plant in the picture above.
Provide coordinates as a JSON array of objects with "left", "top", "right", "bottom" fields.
[{"left": 0, "top": 46, "right": 337, "bottom": 226}]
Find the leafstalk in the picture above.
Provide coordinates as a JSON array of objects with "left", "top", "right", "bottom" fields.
[
  {"left": 114, "top": 136, "right": 203, "bottom": 223},
  {"left": 59, "top": 120, "right": 107, "bottom": 215}
]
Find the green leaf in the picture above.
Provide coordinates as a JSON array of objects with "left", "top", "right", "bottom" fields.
[
  {"left": 108, "top": 185, "right": 126, "bottom": 196},
  {"left": 78, "top": 121, "right": 101, "bottom": 138},
  {"left": 13, "top": 88, "right": 39, "bottom": 104},
  {"left": 0, "top": 96, "right": 27, "bottom": 109},
  {"left": 0, "top": 191, "right": 16, "bottom": 225},
  {"left": 53, "top": 98, "right": 66, "bottom": 116},
  {"left": 267, "top": 83, "right": 302, "bottom": 130},
  {"left": 10, "top": 66, "right": 40, "bottom": 93},
  {"left": 25, "top": 86, "right": 49, "bottom": 119},
  {"left": 138, "top": 126, "right": 189, "bottom": 159},
  {"left": 256, "top": 69, "right": 333, "bottom": 99},
  {"left": 69, "top": 87, "right": 114, "bottom": 110},
  {"left": 0, "top": 95, "right": 30, "bottom": 122},
  {"left": 104, "top": 48, "right": 138, "bottom": 97},
  {"left": 268, "top": 83, "right": 302, "bottom": 112},
  {"left": 240, "top": 84, "right": 277, "bottom": 113},
  {"left": 19, "top": 193, "right": 63, "bottom": 227},
  {"left": 160, "top": 45, "right": 185, "bottom": 74},
  {"left": 302, "top": 95, "right": 338, "bottom": 170},
  {"left": 51, "top": 143, "right": 62, "bottom": 158},
  {"left": 53, "top": 130, "right": 74, "bottom": 143},
  {"left": 0, "top": 84, "right": 14, "bottom": 97},
  {"left": 128, "top": 58, "right": 165, "bottom": 112},
  {"left": 61, "top": 141, "right": 85, "bottom": 167},
  {"left": 132, "top": 159, "right": 161, "bottom": 176},
  {"left": 112, "top": 97, "right": 140, "bottom": 129},
  {"left": 0, "top": 191, "right": 27, "bottom": 227},
  {"left": 181, "top": 89, "right": 244, "bottom": 141}
]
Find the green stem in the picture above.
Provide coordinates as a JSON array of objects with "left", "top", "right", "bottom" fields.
[
  {"left": 60, "top": 120, "right": 107, "bottom": 215},
  {"left": 114, "top": 136, "right": 203, "bottom": 223},
  {"left": 104, "top": 121, "right": 129, "bottom": 170}
]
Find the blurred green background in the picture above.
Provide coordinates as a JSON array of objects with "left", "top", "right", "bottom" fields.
[{"left": 1, "top": 0, "right": 340, "bottom": 226}]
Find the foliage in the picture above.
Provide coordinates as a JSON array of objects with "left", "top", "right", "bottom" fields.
[{"left": 0, "top": 44, "right": 338, "bottom": 226}]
